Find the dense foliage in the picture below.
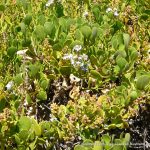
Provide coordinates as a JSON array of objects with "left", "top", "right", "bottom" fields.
[{"left": 0, "top": 0, "right": 149, "bottom": 149}]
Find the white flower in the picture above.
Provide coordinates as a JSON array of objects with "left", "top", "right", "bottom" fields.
[
  {"left": 71, "top": 59, "right": 75, "bottom": 66},
  {"left": 62, "top": 54, "right": 73, "bottom": 60},
  {"left": 73, "top": 45, "right": 82, "bottom": 52},
  {"left": 83, "top": 11, "right": 88, "bottom": 17},
  {"left": 114, "top": 11, "right": 119, "bottom": 16},
  {"left": 106, "top": 8, "right": 112, "bottom": 13},
  {"left": 80, "top": 64, "right": 88, "bottom": 72},
  {"left": 76, "top": 61, "right": 82, "bottom": 66},
  {"left": 78, "top": 56, "right": 82, "bottom": 61},
  {"left": 82, "top": 54, "right": 88, "bottom": 61},
  {"left": 26, "top": 107, "right": 33, "bottom": 115},
  {"left": 46, "top": 0, "right": 54, "bottom": 7},
  {"left": 80, "top": 62, "right": 84, "bottom": 67},
  {"left": 6, "top": 81, "right": 14, "bottom": 90}
]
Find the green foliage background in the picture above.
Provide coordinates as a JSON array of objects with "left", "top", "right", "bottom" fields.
[{"left": 0, "top": 0, "right": 149, "bottom": 149}]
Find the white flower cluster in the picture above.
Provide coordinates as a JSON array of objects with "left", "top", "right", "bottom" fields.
[
  {"left": 83, "top": 11, "right": 89, "bottom": 18},
  {"left": 73, "top": 45, "right": 82, "bottom": 52},
  {"left": 63, "top": 54, "right": 73, "bottom": 60},
  {"left": 62, "top": 45, "right": 90, "bottom": 72},
  {"left": 106, "top": 8, "right": 112, "bottom": 13},
  {"left": 106, "top": 7, "right": 119, "bottom": 17}
]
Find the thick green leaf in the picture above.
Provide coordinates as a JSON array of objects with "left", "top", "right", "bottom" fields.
[
  {"left": 7, "top": 47, "right": 17, "bottom": 57},
  {"left": 90, "top": 55, "right": 99, "bottom": 66},
  {"left": 110, "top": 106, "right": 120, "bottom": 116},
  {"left": 92, "top": 6, "right": 100, "bottom": 21},
  {"left": 111, "top": 38, "right": 118, "bottom": 49},
  {"left": 117, "top": 34, "right": 124, "bottom": 45},
  {"left": 4, "top": 16, "right": 12, "bottom": 25},
  {"left": 130, "top": 91, "right": 138, "bottom": 100},
  {"left": 113, "top": 139, "right": 124, "bottom": 150},
  {"left": 13, "top": 74, "right": 23, "bottom": 86},
  {"left": 75, "top": 29, "right": 84, "bottom": 41},
  {"left": 44, "top": 22, "right": 55, "bottom": 36},
  {"left": 20, "top": 22, "right": 26, "bottom": 34},
  {"left": 59, "top": 18, "right": 67, "bottom": 32},
  {"left": 105, "top": 124, "right": 117, "bottom": 130},
  {"left": 37, "top": 14, "right": 46, "bottom": 25},
  {"left": 112, "top": 145, "right": 124, "bottom": 150},
  {"left": 29, "top": 137, "right": 38, "bottom": 150},
  {"left": 59, "top": 66, "right": 71, "bottom": 75},
  {"left": 53, "top": 43, "right": 63, "bottom": 51},
  {"left": 74, "top": 145, "right": 89, "bottom": 150},
  {"left": 37, "top": 90, "right": 47, "bottom": 101},
  {"left": 55, "top": 2, "right": 64, "bottom": 18},
  {"left": 93, "top": 141, "right": 103, "bottom": 150},
  {"left": 0, "top": 5, "right": 5, "bottom": 11},
  {"left": 19, "top": 129, "right": 29, "bottom": 140},
  {"left": 90, "top": 70, "right": 102, "bottom": 80},
  {"left": 136, "top": 75, "right": 150, "bottom": 90},
  {"left": 101, "top": 134, "right": 112, "bottom": 149},
  {"left": 130, "top": 49, "right": 138, "bottom": 61},
  {"left": 18, "top": 116, "right": 32, "bottom": 131},
  {"left": 22, "top": 39, "right": 31, "bottom": 47},
  {"left": 90, "top": 27, "right": 98, "bottom": 41},
  {"left": 83, "top": 139, "right": 93, "bottom": 148},
  {"left": 80, "top": 26, "right": 92, "bottom": 39},
  {"left": 40, "top": 79, "right": 49, "bottom": 90},
  {"left": 124, "top": 133, "right": 130, "bottom": 144},
  {"left": 32, "top": 119, "right": 41, "bottom": 136},
  {"left": 116, "top": 56, "right": 128, "bottom": 70},
  {"left": 28, "top": 63, "right": 41, "bottom": 77},
  {"left": 123, "top": 33, "right": 130, "bottom": 49},
  {"left": 26, "top": 93, "right": 32, "bottom": 104},
  {"left": 33, "top": 25, "right": 45, "bottom": 41},
  {"left": 24, "top": 14, "right": 32, "bottom": 26},
  {"left": 115, "top": 50, "right": 126, "bottom": 58},
  {"left": 14, "top": 135, "right": 21, "bottom": 144},
  {"left": 118, "top": 44, "right": 125, "bottom": 51},
  {"left": 140, "top": 14, "right": 149, "bottom": 20},
  {"left": 101, "top": 134, "right": 111, "bottom": 144},
  {"left": 64, "top": 35, "right": 74, "bottom": 45}
]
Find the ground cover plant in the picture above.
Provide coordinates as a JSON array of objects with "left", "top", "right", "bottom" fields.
[{"left": 0, "top": 0, "right": 150, "bottom": 149}]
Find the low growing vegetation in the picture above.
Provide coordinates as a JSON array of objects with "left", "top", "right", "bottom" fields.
[{"left": 0, "top": 0, "right": 149, "bottom": 149}]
